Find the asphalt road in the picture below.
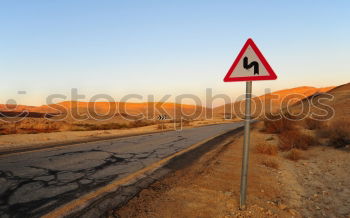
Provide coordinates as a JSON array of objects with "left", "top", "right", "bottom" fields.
[{"left": 0, "top": 122, "right": 243, "bottom": 217}]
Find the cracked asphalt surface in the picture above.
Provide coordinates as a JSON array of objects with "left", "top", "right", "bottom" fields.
[{"left": 0, "top": 122, "right": 243, "bottom": 217}]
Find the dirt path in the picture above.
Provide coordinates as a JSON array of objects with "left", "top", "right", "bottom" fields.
[{"left": 111, "top": 126, "right": 350, "bottom": 218}]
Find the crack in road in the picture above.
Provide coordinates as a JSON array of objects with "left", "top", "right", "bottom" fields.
[
  {"left": 0, "top": 152, "right": 132, "bottom": 217},
  {"left": 0, "top": 123, "right": 242, "bottom": 217}
]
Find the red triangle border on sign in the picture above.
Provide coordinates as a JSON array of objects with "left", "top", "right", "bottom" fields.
[{"left": 223, "top": 38, "right": 277, "bottom": 82}]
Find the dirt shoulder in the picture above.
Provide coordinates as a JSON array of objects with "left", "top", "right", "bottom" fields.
[
  {"left": 0, "top": 124, "right": 161, "bottom": 154},
  {"left": 111, "top": 126, "right": 293, "bottom": 218},
  {"left": 0, "top": 120, "right": 229, "bottom": 154},
  {"left": 111, "top": 123, "right": 350, "bottom": 218}
]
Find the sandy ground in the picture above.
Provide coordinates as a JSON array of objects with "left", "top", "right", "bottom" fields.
[
  {"left": 0, "top": 120, "right": 229, "bottom": 153},
  {"left": 111, "top": 126, "right": 293, "bottom": 218},
  {"left": 280, "top": 147, "right": 350, "bottom": 217},
  {"left": 111, "top": 125, "right": 350, "bottom": 218}
]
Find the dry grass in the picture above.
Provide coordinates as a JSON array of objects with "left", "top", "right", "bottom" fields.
[
  {"left": 278, "top": 129, "right": 316, "bottom": 151},
  {"left": 0, "top": 119, "right": 63, "bottom": 135},
  {"left": 0, "top": 128, "right": 59, "bottom": 135},
  {"left": 129, "top": 120, "right": 153, "bottom": 128},
  {"left": 284, "top": 149, "right": 303, "bottom": 161},
  {"left": 0, "top": 118, "right": 159, "bottom": 135},
  {"left": 71, "top": 120, "right": 154, "bottom": 131},
  {"left": 261, "top": 158, "right": 279, "bottom": 169},
  {"left": 303, "top": 117, "right": 326, "bottom": 130},
  {"left": 255, "top": 143, "right": 278, "bottom": 155},
  {"left": 315, "top": 127, "right": 331, "bottom": 139},
  {"left": 72, "top": 123, "right": 128, "bottom": 131}
]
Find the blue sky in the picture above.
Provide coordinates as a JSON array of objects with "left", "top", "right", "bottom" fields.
[{"left": 0, "top": 0, "right": 349, "bottom": 106}]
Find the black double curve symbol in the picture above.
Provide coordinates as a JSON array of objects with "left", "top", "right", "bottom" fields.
[{"left": 243, "top": 56, "right": 259, "bottom": 75}]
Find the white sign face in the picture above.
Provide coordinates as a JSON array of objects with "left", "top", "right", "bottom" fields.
[
  {"left": 224, "top": 38, "right": 277, "bottom": 82},
  {"left": 229, "top": 45, "right": 269, "bottom": 77}
]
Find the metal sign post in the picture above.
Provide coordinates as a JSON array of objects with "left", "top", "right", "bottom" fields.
[
  {"left": 223, "top": 38, "right": 277, "bottom": 210},
  {"left": 240, "top": 81, "right": 252, "bottom": 209}
]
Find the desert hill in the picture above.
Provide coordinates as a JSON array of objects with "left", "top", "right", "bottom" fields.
[
  {"left": 0, "top": 84, "right": 344, "bottom": 134},
  {"left": 0, "top": 85, "right": 339, "bottom": 123},
  {"left": 213, "top": 86, "right": 335, "bottom": 119},
  {"left": 289, "top": 83, "right": 350, "bottom": 120},
  {"left": 0, "top": 102, "right": 206, "bottom": 120}
]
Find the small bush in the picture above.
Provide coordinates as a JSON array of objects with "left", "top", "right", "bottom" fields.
[
  {"left": 279, "top": 129, "right": 316, "bottom": 151},
  {"left": 304, "top": 118, "right": 325, "bottom": 130},
  {"left": 261, "top": 158, "right": 279, "bottom": 169},
  {"left": 285, "top": 149, "right": 303, "bottom": 161},
  {"left": 255, "top": 143, "right": 278, "bottom": 155},
  {"left": 324, "top": 120, "right": 350, "bottom": 148},
  {"left": 263, "top": 115, "right": 296, "bottom": 134}
]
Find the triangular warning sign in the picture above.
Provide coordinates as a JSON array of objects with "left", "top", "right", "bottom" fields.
[{"left": 224, "top": 38, "right": 277, "bottom": 82}]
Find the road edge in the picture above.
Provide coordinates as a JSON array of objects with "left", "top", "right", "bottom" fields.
[{"left": 0, "top": 122, "right": 234, "bottom": 156}]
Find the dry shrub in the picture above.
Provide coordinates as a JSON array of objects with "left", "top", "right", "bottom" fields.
[
  {"left": 182, "top": 120, "right": 192, "bottom": 126},
  {"left": 71, "top": 119, "right": 154, "bottom": 131},
  {"left": 0, "top": 119, "right": 64, "bottom": 135},
  {"left": 263, "top": 115, "right": 296, "bottom": 134},
  {"left": 303, "top": 117, "right": 326, "bottom": 130},
  {"left": 255, "top": 143, "right": 278, "bottom": 155},
  {"left": 279, "top": 129, "right": 316, "bottom": 151},
  {"left": 73, "top": 123, "right": 128, "bottom": 131},
  {"left": 315, "top": 127, "right": 331, "bottom": 139},
  {"left": 261, "top": 158, "right": 279, "bottom": 169},
  {"left": 318, "top": 119, "right": 350, "bottom": 148},
  {"left": 285, "top": 149, "right": 303, "bottom": 161},
  {"left": 0, "top": 128, "right": 18, "bottom": 135},
  {"left": 19, "top": 128, "right": 59, "bottom": 134},
  {"left": 129, "top": 119, "right": 150, "bottom": 128},
  {"left": 157, "top": 123, "right": 167, "bottom": 130}
]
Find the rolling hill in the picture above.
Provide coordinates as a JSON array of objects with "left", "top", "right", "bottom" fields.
[
  {"left": 0, "top": 85, "right": 339, "bottom": 122},
  {"left": 289, "top": 83, "right": 350, "bottom": 120}
]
